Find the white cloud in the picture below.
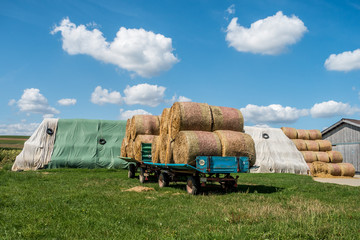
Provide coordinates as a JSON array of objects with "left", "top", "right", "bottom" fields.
[
  {"left": 310, "top": 100, "right": 360, "bottom": 118},
  {"left": 240, "top": 104, "right": 309, "bottom": 124},
  {"left": 177, "top": 96, "right": 192, "bottom": 102},
  {"left": 226, "top": 4, "right": 235, "bottom": 15},
  {"left": 226, "top": 11, "right": 307, "bottom": 55},
  {"left": 119, "top": 109, "right": 152, "bottom": 120},
  {"left": 15, "top": 88, "right": 59, "bottom": 116},
  {"left": 0, "top": 122, "right": 39, "bottom": 135},
  {"left": 324, "top": 49, "right": 360, "bottom": 71},
  {"left": 8, "top": 99, "right": 16, "bottom": 106},
  {"left": 58, "top": 98, "right": 77, "bottom": 106},
  {"left": 51, "top": 17, "right": 179, "bottom": 78},
  {"left": 124, "top": 83, "right": 165, "bottom": 107},
  {"left": 91, "top": 86, "right": 122, "bottom": 105}
]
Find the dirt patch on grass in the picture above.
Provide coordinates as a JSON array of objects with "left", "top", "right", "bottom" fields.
[{"left": 124, "top": 186, "right": 155, "bottom": 192}]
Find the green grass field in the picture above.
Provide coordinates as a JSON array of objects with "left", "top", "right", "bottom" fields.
[{"left": 0, "top": 167, "right": 359, "bottom": 240}]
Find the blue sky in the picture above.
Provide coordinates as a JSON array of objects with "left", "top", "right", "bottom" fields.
[{"left": 2, "top": 0, "right": 360, "bottom": 135}]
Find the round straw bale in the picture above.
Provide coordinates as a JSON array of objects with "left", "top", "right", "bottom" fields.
[
  {"left": 121, "top": 138, "right": 128, "bottom": 157},
  {"left": 169, "top": 102, "right": 212, "bottom": 140},
  {"left": 291, "top": 139, "right": 307, "bottom": 151},
  {"left": 173, "top": 131, "right": 222, "bottom": 165},
  {"left": 134, "top": 135, "right": 155, "bottom": 161},
  {"left": 151, "top": 136, "right": 160, "bottom": 163},
  {"left": 311, "top": 161, "right": 329, "bottom": 176},
  {"left": 327, "top": 163, "right": 341, "bottom": 176},
  {"left": 126, "top": 140, "right": 134, "bottom": 159},
  {"left": 130, "top": 115, "right": 160, "bottom": 139},
  {"left": 315, "top": 151, "right": 330, "bottom": 163},
  {"left": 308, "top": 129, "right": 322, "bottom": 140},
  {"left": 159, "top": 134, "right": 169, "bottom": 163},
  {"left": 210, "top": 105, "right": 244, "bottom": 132},
  {"left": 165, "top": 140, "right": 174, "bottom": 164},
  {"left": 301, "top": 151, "right": 317, "bottom": 163},
  {"left": 305, "top": 140, "right": 320, "bottom": 151},
  {"left": 281, "top": 127, "right": 297, "bottom": 139},
  {"left": 316, "top": 140, "right": 332, "bottom": 151},
  {"left": 160, "top": 108, "right": 170, "bottom": 135},
  {"left": 327, "top": 151, "right": 343, "bottom": 163},
  {"left": 339, "top": 163, "right": 355, "bottom": 177},
  {"left": 214, "top": 130, "right": 256, "bottom": 166},
  {"left": 296, "top": 129, "right": 310, "bottom": 140},
  {"left": 126, "top": 119, "right": 132, "bottom": 142}
]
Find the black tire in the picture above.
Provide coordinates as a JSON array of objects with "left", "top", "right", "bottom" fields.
[
  {"left": 139, "top": 168, "right": 146, "bottom": 184},
  {"left": 128, "top": 164, "right": 136, "bottom": 179},
  {"left": 158, "top": 172, "right": 169, "bottom": 188},
  {"left": 186, "top": 176, "right": 200, "bottom": 195}
]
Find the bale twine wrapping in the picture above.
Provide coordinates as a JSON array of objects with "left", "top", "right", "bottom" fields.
[
  {"left": 160, "top": 108, "right": 170, "bottom": 135},
  {"left": 291, "top": 139, "right": 307, "bottom": 151},
  {"left": 214, "top": 130, "right": 256, "bottom": 166},
  {"left": 127, "top": 140, "right": 134, "bottom": 159},
  {"left": 327, "top": 163, "right": 341, "bottom": 176},
  {"left": 281, "top": 127, "right": 297, "bottom": 139},
  {"left": 159, "top": 134, "right": 170, "bottom": 163},
  {"left": 126, "top": 119, "right": 132, "bottom": 142},
  {"left": 327, "top": 151, "right": 343, "bottom": 163},
  {"left": 165, "top": 140, "right": 174, "bottom": 164},
  {"left": 151, "top": 136, "right": 160, "bottom": 163},
  {"left": 339, "top": 163, "right": 356, "bottom": 177},
  {"left": 134, "top": 135, "right": 156, "bottom": 161},
  {"left": 296, "top": 129, "right": 310, "bottom": 140},
  {"left": 121, "top": 138, "right": 128, "bottom": 157},
  {"left": 316, "top": 140, "right": 332, "bottom": 151},
  {"left": 301, "top": 151, "right": 317, "bottom": 163},
  {"left": 308, "top": 129, "right": 322, "bottom": 140},
  {"left": 173, "top": 131, "right": 222, "bottom": 165},
  {"left": 130, "top": 115, "right": 160, "bottom": 139},
  {"left": 315, "top": 151, "right": 330, "bottom": 163},
  {"left": 210, "top": 105, "right": 244, "bottom": 132},
  {"left": 169, "top": 102, "right": 212, "bottom": 140},
  {"left": 305, "top": 140, "right": 320, "bottom": 151}
]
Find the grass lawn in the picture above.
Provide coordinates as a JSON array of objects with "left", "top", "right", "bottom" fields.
[{"left": 0, "top": 168, "right": 359, "bottom": 240}]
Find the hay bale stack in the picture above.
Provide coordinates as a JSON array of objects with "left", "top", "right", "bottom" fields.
[
  {"left": 215, "top": 130, "right": 256, "bottom": 166},
  {"left": 327, "top": 151, "right": 343, "bottom": 163},
  {"left": 151, "top": 136, "right": 160, "bottom": 163},
  {"left": 305, "top": 140, "right": 320, "bottom": 151},
  {"left": 133, "top": 135, "right": 156, "bottom": 161},
  {"left": 281, "top": 127, "right": 297, "bottom": 139},
  {"left": 291, "top": 139, "right": 307, "bottom": 151},
  {"left": 173, "top": 131, "right": 222, "bottom": 165},
  {"left": 315, "top": 151, "right": 330, "bottom": 163},
  {"left": 327, "top": 163, "right": 342, "bottom": 176},
  {"left": 308, "top": 129, "right": 322, "bottom": 140},
  {"left": 339, "top": 163, "right": 356, "bottom": 177},
  {"left": 307, "top": 163, "right": 313, "bottom": 172},
  {"left": 130, "top": 115, "right": 160, "bottom": 139},
  {"left": 311, "top": 161, "right": 329, "bottom": 176},
  {"left": 126, "top": 119, "right": 132, "bottom": 142},
  {"left": 301, "top": 151, "right": 317, "bottom": 163},
  {"left": 159, "top": 134, "right": 170, "bottom": 163},
  {"left": 165, "top": 140, "right": 174, "bottom": 164},
  {"left": 127, "top": 140, "right": 134, "bottom": 159},
  {"left": 296, "top": 129, "right": 310, "bottom": 140},
  {"left": 160, "top": 108, "right": 170, "bottom": 135},
  {"left": 121, "top": 138, "right": 128, "bottom": 157},
  {"left": 169, "top": 102, "right": 212, "bottom": 140},
  {"left": 316, "top": 140, "right": 332, "bottom": 151},
  {"left": 210, "top": 106, "right": 244, "bottom": 132}
]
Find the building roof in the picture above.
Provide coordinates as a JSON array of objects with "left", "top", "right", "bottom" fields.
[{"left": 322, "top": 118, "right": 360, "bottom": 135}]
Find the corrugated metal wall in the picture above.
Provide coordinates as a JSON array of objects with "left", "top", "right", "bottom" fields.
[{"left": 323, "top": 123, "right": 360, "bottom": 172}]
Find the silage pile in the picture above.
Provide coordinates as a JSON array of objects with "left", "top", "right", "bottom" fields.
[{"left": 281, "top": 127, "right": 355, "bottom": 177}]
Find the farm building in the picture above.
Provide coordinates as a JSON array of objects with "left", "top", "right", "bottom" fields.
[{"left": 322, "top": 118, "right": 360, "bottom": 172}]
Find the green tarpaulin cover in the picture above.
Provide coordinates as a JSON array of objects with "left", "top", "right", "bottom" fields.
[{"left": 48, "top": 119, "right": 130, "bottom": 169}]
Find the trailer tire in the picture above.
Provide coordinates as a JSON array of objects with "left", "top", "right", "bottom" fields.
[
  {"left": 158, "top": 172, "right": 169, "bottom": 188},
  {"left": 186, "top": 176, "right": 200, "bottom": 195},
  {"left": 128, "top": 164, "right": 136, "bottom": 179},
  {"left": 139, "top": 167, "right": 146, "bottom": 184}
]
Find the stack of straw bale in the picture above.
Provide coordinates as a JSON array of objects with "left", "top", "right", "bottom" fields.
[{"left": 281, "top": 127, "right": 355, "bottom": 177}]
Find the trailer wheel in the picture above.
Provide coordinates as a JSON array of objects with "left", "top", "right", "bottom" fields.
[
  {"left": 158, "top": 172, "right": 169, "bottom": 188},
  {"left": 139, "top": 168, "right": 146, "bottom": 184},
  {"left": 186, "top": 176, "right": 200, "bottom": 195},
  {"left": 128, "top": 164, "right": 136, "bottom": 179}
]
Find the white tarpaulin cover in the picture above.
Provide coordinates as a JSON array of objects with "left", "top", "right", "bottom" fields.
[
  {"left": 244, "top": 126, "right": 309, "bottom": 174},
  {"left": 12, "top": 118, "right": 58, "bottom": 171}
]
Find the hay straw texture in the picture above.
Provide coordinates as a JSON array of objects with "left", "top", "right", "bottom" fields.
[
  {"left": 173, "top": 131, "right": 222, "bottom": 165},
  {"left": 121, "top": 138, "right": 128, "bottom": 157},
  {"left": 315, "top": 151, "right": 330, "bottom": 163},
  {"left": 291, "top": 139, "right": 307, "bottom": 151},
  {"left": 130, "top": 115, "right": 160, "bottom": 139},
  {"left": 316, "top": 140, "right": 332, "bottom": 151},
  {"left": 327, "top": 163, "right": 342, "bottom": 176},
  {"left": 127, "top": 140, "right": 134, "bottom": 159},
  {"left": 210, "top": 106, "right": 244, "bottom": 132},
  {"left": 126, "top": 119, "right": 131, "bottom": 142},
  {"left": 165, "top": 140, "right": 174, "bottom": 164},
  {"left": 160, "top": 108, "right": 170, "bottom": 135},
  {"left": 307, "top": 163, "right": 313, "bottom": 173},
  {"left": 133, "top": 135, "right": 155, "bottom": 161},
  {"left": 169, "top": 102, "right": 212, "bottom": 140},
  {"left": 159, "top": 134, "right": 169, "bottom": 163},
  {"left": 151, "top": 136, "right": 160, "bottom": 163},
  {"left": 296, "top": 129, "right": 310, "bottom": 140},
  {"left": 304, "top": 140, "right": 320, "bottom": 151},
  {"left": 311, "top": 162, "right": 329, "bottom": 176},
  {"left": 327, "top": 151, "right": 343, "bottom": 163},
  {"left": 308, "top": 129, "right": 322, "bottom": 140},
  {"left": 281, "top": 127, "right": 297, "bottom": 139},
  {"left": 339, "top": 163, "right": 356, "bottom": 177},
  {"left": 301, "top": 151, "right": 317, "bottom": 163},
  {"left": 215, "top": 130, "right": 256, "bottom": 166}
]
